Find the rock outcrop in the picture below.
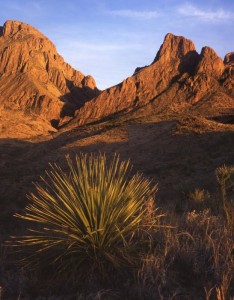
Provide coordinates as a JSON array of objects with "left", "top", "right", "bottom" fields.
[
  {"left": 224, "top": 52, "right": 234, "bottom": 65},
  {"left": 195, "top": 47, "right": 224, "bottom": 77},
  {"left": 70, "top": 33, "right": 233, "bottom": 127},
  {"left": 0, "top": 20, "right": 99, "bottom": 130}
]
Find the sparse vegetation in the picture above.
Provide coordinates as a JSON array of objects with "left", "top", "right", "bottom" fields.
[
  {"left": 189, "top": 188, "right": 209, "bottom": 204},
  {"left": 1, "top": 158, "right": 233, "bottom": 299}
]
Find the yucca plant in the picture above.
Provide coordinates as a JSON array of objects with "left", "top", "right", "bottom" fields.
[
  {"left": 13, "top": 153, "right": 160, "bottom": 282},
  {"left": 216, "top": 164, "right": 234, "bottom": 228}
]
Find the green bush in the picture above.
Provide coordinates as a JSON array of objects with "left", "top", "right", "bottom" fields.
[{"left": 14, "top": 154, "right": 160, "bottom": 282}]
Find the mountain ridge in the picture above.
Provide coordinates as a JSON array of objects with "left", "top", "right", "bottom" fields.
[
  {"left": 69, "top": 33, "right": 233, "bottom": 129},
  {"left": 0, "top": 20, "right": 233, "bottom": 137}
]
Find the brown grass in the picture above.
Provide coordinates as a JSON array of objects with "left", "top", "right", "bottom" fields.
[
  {"left": 1, "top": 195, "right": 233, "bottom": 299},
  {"left": 136, "top": 209, "right": 233, "bottom": 300},
  {"left": 0, "top": 115, "right": 234, "bottom": 299}
]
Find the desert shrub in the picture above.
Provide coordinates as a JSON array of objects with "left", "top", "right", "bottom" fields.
[
  {"left": 174, "top": 187, "right": 213, "bottom": 213},
  {"left": 189, "top": 188, "right": 208, "bottom": 204},
  {"left": 12, "top": 153, "right": 160, "bottom": 284},
  {"left": 216, "top": 164, "right": 234, "bottom": 228}
]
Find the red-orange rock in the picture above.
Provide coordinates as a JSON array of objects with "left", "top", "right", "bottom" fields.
[
  {"left": 0, "top": 22, "right": 233, "bottom": 137},
  {"left": 69, "top": 33, "right": 232, "bottom": 127},
  {"left": 0, "top": 20, "right": 99, "bottom": 126},
  {"left": 195, "top": 46, "right": 224, "bottom": 78},
  {"left": 153, "top": 33, "right": 196, "bottom": 63}
]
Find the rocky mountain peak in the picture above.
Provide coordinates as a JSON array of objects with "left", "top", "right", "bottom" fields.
[
  {"left": 0, "top": 20, "right": 99, "bottom": 128},
  {"left": 1, "top": 20, "right": 57, "bottom": 61},
  {"left": 3, "top": 20, "right": 44, "bottom": 38},
  {"left": 153, "top": 33, "right": 197, "bottom": 64},
  {"left": 195, "top": 46, "right": 224, "bottom": 77},
  {"left": 71, "top": 33, "right": 233, "bottom": 128}
]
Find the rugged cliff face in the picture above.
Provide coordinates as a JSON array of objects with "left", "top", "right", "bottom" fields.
[
  {"left": 0, "top": 20, "right": 99, "bottom": 128},
  {"left": 71, "top": 33, "right": 233, "bottom": 127},
  {"left": 0, "top": 21, "right": 233, "bottom": 137}
]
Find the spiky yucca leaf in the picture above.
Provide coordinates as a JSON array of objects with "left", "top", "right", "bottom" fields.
[{"left": 14, "top": 154, "right": 159, "bottom": 280}]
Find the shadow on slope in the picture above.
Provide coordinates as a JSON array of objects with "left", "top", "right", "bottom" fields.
[
  {"left": 210, "top": 114, "right": 234, "bottom": 124},
  {"left": 1, "top": 119, "right": 234, "bottom": 234},
  {"left": 60, "top": 81, "right": 101, "bottom": 118}
]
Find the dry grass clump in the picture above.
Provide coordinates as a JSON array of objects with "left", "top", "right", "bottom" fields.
[
  {"left": 133, "top": 164, "right": 234, "bottom": 299},
  {"left": 136, "top": 209, "right": 234, "bottom": 299}
]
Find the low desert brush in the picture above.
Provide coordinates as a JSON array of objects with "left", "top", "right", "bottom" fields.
[{"left": 12, "top": 153, "right": 161, "bottom": 283}]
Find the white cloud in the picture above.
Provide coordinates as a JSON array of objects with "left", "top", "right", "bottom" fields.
[
  {"left": 178, "top": 3, "right": 234, "bottom": 21},
  {"left": 107, "top": 9, "right": 161, "bottom": 20}
]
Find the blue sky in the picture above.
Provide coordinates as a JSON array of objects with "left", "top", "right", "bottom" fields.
[{"left": 0, "top": 0, "right": 233, "bottom": 89}]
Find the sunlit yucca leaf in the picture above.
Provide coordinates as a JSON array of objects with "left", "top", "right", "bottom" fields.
[{"left": 13, "top": 153, "right": 160, "bottom": 281}]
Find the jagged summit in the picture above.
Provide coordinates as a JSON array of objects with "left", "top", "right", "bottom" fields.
[
  {"left": 1, "top": 20, "right": 58, "bottom": 63},
  {"left": 134, "top": 33, "right": 199, "bottom": 74},
  {"left": 153, "top": 33, "right": 197, "bottom": 63},
  {"left": 196, "top": 46, "right": 224, "bottom": 77},
  {"left": 70, "top": 32, "right": 233, "bottom": 127},
  {"left": 2, "top": 20, "right": 49, "bottom": 39}
]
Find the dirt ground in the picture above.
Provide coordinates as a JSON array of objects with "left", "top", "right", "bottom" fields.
[{"left": 1, "top": 111, "right": 234, "bottom": 236}]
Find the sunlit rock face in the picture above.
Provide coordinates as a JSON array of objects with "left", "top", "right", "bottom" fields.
[
  {"left": 0, "top": 21, "right": 233, "bottom": 136},
  {"left": 71, "top": 33, "right": 233, "bottom": 127},
  {"left": 0, "top": 20, "right": 99, "bottom": 125}
]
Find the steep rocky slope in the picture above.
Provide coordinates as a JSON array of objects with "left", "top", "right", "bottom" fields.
[
  {"left": 0, "top": 20, "right": 99, "bottom": 137},
  {"left": 1, "top": 21, "right": 232, "bottom": 136},
  {"left": 70, "top": 33, "right": 233, "bottom": 127}
]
